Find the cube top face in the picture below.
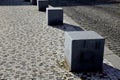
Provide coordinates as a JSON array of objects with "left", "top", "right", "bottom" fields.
[
  {"left": 46, "top": 7, "right": 63, "bottom": 11},
  {"left": 65, "top": 31, "right": 104, "bottom": 40}
]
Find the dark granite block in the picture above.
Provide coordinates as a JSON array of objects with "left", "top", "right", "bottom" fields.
[
  {"left": 65, "top": 31, "right": 105, "bottom": 72},
  {"left": 37, "top": 0, "right": 48, "bottom": 11},
  {"left": 31, "top": 0, "right": 37, "bottom": 5},
  {"left": 46, "top": 7, "right": 63, "bottom": 25}
]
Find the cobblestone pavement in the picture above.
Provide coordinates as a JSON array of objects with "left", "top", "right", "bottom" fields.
[
  {"left": 0, "top": 0, "right": 120, "bottom": 80},
  {"left": 50, "top": 0, "right": 120, "bottom": 56}
]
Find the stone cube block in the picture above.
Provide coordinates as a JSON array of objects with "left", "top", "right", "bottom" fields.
[
  {"left": 46, "top": 7, "right": 63, "bottom": 25},
  {"left": 65, "top": 31, "right": 105, "bottom": 72},
  {"left": 37, "top": 0, "right": 48, "bottom": 11},
  {"left": 31, "top": 0, "right": 37, "bottom": 5},
  {"left": 24, "top": 0, "right": 30, "bottom": 2}
]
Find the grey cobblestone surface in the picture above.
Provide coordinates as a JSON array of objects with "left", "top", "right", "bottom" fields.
[{"left": 0, "top": 0, "right": 120, "bottom": 80}]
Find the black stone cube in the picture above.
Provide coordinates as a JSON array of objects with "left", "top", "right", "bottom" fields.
[{"left": 64, "top": 31, "right": 105, "bottom": 72}]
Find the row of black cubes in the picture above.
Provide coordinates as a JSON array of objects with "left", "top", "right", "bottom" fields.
[{"left": 25, "top": 0, "right": 105, "bottom": 72}]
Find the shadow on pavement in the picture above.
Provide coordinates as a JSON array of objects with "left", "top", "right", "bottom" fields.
[
  {"left": 72, "top": 63, "right": 120, "bottom": 80},
  {"left": 58, "top": 59, "right": 120, "bottom": 79},
  {"left": 51, "top": 23, "right": 84, "bottom": 31},
  {"left": 49, "top": 0, "right": 120, "bottom": 7},
  {"left": 0, "top": 0, "right": 30, "bottom": 6}
]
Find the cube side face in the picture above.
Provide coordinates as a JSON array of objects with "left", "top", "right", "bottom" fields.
[
  {"left": 46, "top": 9, "right": 48, "bottom": 25},
  {"left": 71, "top": 39, "right": 105, "bottom": 72},
  {"left": 64, "top": 32, "right": 72, "bottom": 70},
  {"left": 25, "top": 0, "right": 30, "bottom": 2},
  {"left": 37, "top": 1, "right": 48, "bottom": 11},
  {"left": 31, "top": 0, "right": 37, "bottom": 5},
  {"left": 47, "top": 9, "right": 63, "bottom": 25}
]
